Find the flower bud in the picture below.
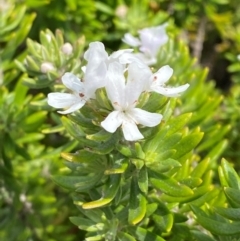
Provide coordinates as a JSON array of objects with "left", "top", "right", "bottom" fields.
[
  {"left": 115, "top": 5, "right": 128, "bottom": 18},
  {"left": 40, "top": 62, "right": 55, "bottom": 73},
  {"left": 61, "top": 42, "right": 73, "bottom": 55}
]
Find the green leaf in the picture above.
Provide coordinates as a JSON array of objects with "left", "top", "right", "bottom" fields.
[
  {"left": 13, "top": 77, "right": 29, "bottom": 105},
  {"left": 52, "top": 173, "right": 103, "bottom": 191},
  {"left": 69, "top": 112, "right": 96, "bottom": 129},
  {"left": 104, "top": 159, "right": 128, "bottom": 175},
  {"left": 156, "top": 133, "right": 182, "bottom": 153},
  {"left": 191, "top": 158, "right": 210, "bottom": 178},
  {"left": 82, "top": 174, "right": 121, "bottom": 209},
  {"left": 21, "top": 111, "right": 47, "bottom": 132},
  {"left": 190, "top": 230, "right": 215, "bottom": 241},
  {"left": 202, "top": 140, "right": 228, "bottom": 165},
  {"left": 16, "top": 133, "right": 44, "bottom": 144},
  {"left": 116, "top": 143, "right": 134, "bottom": 157},
  {"left": 69, "top": 217, "right": 104, "bottom": 232},
  {"left": 118, "top": 232, "right": 136, "bottom": 241},
  {"left": 135, "top": 142, "right": 145, "bottom": 159},
  {"left": 162, "top": 185, "right": 212, "bottom": 203},
  {"left": 152, "top": 213, "right": 173, "bottom": 232},
  {"left": 133, "top": 227, "right": 166, "bottom": 241},
  {"left": 224, "top": 187, "right": 240, "bottom": 207},
  {"left": 147, "top": 158, "right": 181, "bottom": 173},
  {"left": 165, "top": 113, "right": 192, "bottom": 136},
  {"left": 86, "top": 129, "right": 112, "bottom": 141},
  {"left": 150, "top": 172, "right": 193, "bottom": 197},
  {"left": 197, "top": 125, "right": 231, "bottom": 152},
  {"left": 180, "top": 188, "right": 219, "bottom": 212},
  {"left": 179, "top": 177, "right": 202, "bottom": 188},
  {"left": 129, "top": 176, "right": 147, "bottom": 225},
  {"left": 191, "top": 205, "right": 240, "bottom": 235},
  {"left": 23, "top": 76, "right": 54, "bottom": 89},
  {"left": 138, "top": 165, "right": 148, "bottom": 193},
  {"left": 61, "top": 116, "right": 85, "bottom": 138},
  {"left": 173, "top": 130, "right": 204, "bottom": 159},
  {"left": 95, "top": 2, "right": 114, "bottom": 15},
  {"left": 221, "top": 158, "right": 240, "bottom": 189},
  {"left": 214, "top": 207, "right": 240, "bottom": 221},
  {"left": 61, "top": 149, "right": 100, "bottom": 163}
]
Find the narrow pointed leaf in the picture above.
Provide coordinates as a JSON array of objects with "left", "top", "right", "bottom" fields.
[
  {"left": 129, "top": 176, "right": 147, "bottom": 225},
  {"left": 214, "top": 207, "right": 240, "bottom": 221},
  {"left": 150, "top": 172, "right": 193, "bottom": 197},
  {"left": 82, "top": 174, "right": 121, "bottom": 209},
  {"left": 191, "top": 205, "right": 240, "bottom": 235}
]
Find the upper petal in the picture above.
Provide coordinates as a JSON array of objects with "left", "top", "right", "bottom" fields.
[
  {"left": 109, "top": 49, "right": 133, "bottom": 61},
  {"left": 121, "top": 120, "right": 144, "bottom": 141},
  {"left": 84, "top": 41, "right": 108, "bottom": 62},
  {"left": 126, "top": 62, "right": 151, "bottom": 105},
  {"left": 152, "top": 84, "right": 190, "bottom": 97},
  {"left": 101, "top": 110, "right": 123, "bottom": 133},
  {"left": 62, "top": 73, "right": 84, "bottom": 93},
  {"left": 129, "top": 108, "right": 162, "bottom": 127},
  {"left": 151, "top": 65, "right": 173, "bottom": 85},
  {"left": 105, "top": 62, "right": 126, "bottom": 107},
  {"left": 84, "top": 61, "right": 107, "bottom": 97},
  {"left": 122, "top": 33, "right": 141, "bottom": 47}
]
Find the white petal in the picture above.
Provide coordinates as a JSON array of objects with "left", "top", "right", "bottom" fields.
[
  {"left": 62, "top": 73, "right": 84, "bottom": 93},
  {"left": 152, "top": 83, "right": 190, "bottom": 97},
  {"left": 139, "top": 25, "right": 168, "bottom": 56},
  {"left": 84, "top": 41, "right": 108, "bottom": 62},
  {"left": 47, "top": 93, "right": 85, "bottom": 114},
  {"left": 110, "top": 49, "right": 133, "bottom": 60},
  {"left": 126, "top": 62, "right": 150, "bottom": 105},
  {"left": 118, "top": 52, "right": 145, "bottom": 66},
  {"left": 122, "top": 33, "right": 141, "bottom": 47},
  {"left": 58, "top": 101, "right": 85, "bottom": 114},
  {"left": 47, "top": 93, "right": 78, "bottom": 108},
  {"left": 122, "top": 120, "right": 143, "bottom": 141},
  {"left": 105, "top": 62, "right": 125, "bottom": 107},
  {"left": 84, "top": 61, "right": 107, "bottom": 97},
  {"left": 127, "top": 62, "right": 152, "bottom": 92},
  {"left": 101, "top": 111, "right": 123, "bottom": 133},
  {"left": 151, "top": 65, "right": 173, "bottom": 85},
  {"left": 129, "top": 108, "right": 162, "bottom": 127}
]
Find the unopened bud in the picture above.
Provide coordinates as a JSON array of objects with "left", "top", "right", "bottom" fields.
[
  {"left": 115, "top": 5, "right": 128, "bottom": 18},
  {"left": 61, "top": 42, "right": 73, "bottom": 55},
  {"left": 40, "top": 62, "right": 55, "bottom": 73}
]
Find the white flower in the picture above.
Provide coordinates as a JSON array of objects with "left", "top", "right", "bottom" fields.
[
  {"left": 122, "top": 24, "right": 168, "bottom": 65},
  {"left": 101, "top": 62, "right": 162, "bottom": 141},
  {"left": 47, "top": 73, "right": 87, "bottom": 114},
  {"left": 147, "top": 65, "right": 190, "bottom": 97},
  {"left": 83, "top": 41, "right": 144, "bottom": 91}
]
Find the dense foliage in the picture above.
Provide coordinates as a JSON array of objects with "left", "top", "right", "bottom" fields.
[{"left": 1, "top": 0, "right": 240, "bottom": 240}]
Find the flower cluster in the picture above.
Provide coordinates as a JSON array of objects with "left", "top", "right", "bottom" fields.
[{"left": 48, "top": 40, "right": 189, "bottom": 141}]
